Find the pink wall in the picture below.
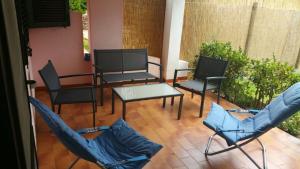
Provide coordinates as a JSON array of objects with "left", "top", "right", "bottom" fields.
[
  {"left": 87, "top": 0, "right": 123, "bottom": 58},
  {"left": 30, "top": 12, "right": 91, "bottom": 87}
]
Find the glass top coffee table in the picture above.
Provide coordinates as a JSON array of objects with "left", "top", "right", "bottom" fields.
[{"left": 112, "top": 83, "right": 184, "bottom": 120}]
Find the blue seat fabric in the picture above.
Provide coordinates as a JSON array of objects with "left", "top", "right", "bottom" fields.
[
  {"left": 204, "top": 82, "right": 300, "bottom": 146},
  {"left": 93, "top": 120, "right": 162, "bottom": 169},
  {"left": 29, "top": 97, "right": 162, "bottom": 169}
]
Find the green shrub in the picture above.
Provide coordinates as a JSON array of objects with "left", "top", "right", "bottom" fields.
[
  {"left": 83, "top": 38, "right": 89, "bottom": 51},
  {"left": 249, "top": 57, "right": 297, "bottom": 108},
  {"left": 278, "top": 112, "right": 300, "bottom": 137},
  {"left": 69, "top": 0, "right": 87, "bottom": 13},
  {"left": 193, "top": 41, "right": 300, "bottom": 137}
]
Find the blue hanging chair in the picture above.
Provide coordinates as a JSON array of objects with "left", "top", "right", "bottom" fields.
[
  {"left": 203, "top": 82, "right": 300, "bottom": 169},
  {"left": 29, "top": 97, "right": 162, "bottom": 169}
]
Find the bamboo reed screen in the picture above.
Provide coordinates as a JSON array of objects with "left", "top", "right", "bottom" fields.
[
  {"left": 185, "top": 0, "right": 300, "bottom": 10},
  {"left": 123, "top": 0, "right": 166, "bottom": 58},
  {"left": 181, "top": 0, "right": 300, "bottom": 67}
]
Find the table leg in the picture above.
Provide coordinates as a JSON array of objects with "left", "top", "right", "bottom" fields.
[
  {"left": 122, "top": 101, "right": 126, "bottom": 120},
  {"left": 171, "top": 96, "right": 174, "bottom": 105},
  {"left": 178, "top": 95, "right": 183, "bottom": 120},
  {"left": 112, "top": 90, "right": 114, "bottom": 114},
  {"left": 163, "top": 97, "right": 166, "bottom": 108}
]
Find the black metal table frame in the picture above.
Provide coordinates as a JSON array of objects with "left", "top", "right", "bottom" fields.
[{"left": 112, "top": 88, "right": 184, "bottom": 120}]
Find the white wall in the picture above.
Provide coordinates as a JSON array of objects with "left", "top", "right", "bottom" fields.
[
  {"left": 30, "top": 12, "right": 89, "bottom": 87},
  {"left": 87, "top": 0, "right": 123, "bottom": 55},
  {"left": 162, "top": 0, "right": 186, "bottom": 80}
]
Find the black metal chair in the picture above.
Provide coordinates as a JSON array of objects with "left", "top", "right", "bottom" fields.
[
  {"left": 173, "top": 56, "right": 228, "bottom": 117},
  {"left": 94, "top": 49, "right": 162, "bottom": 106},
  {"left": 39, "top": 60, "right": 97, "bottom": 127}
]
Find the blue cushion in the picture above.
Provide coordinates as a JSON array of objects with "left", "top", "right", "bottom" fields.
[
  {"left": 29, "top": 97, "right": 162, "bottom": 169},
  {"left": 204, "top": 82, "right": 300, "bottom": 145},
  {"left": 29, "top": 97, "right": 99, "bottom": 162},
  {"left": 93, "top": 119, "right": 162, "bottom": 169},
  {"left": 203, "top": 103, "right": 246, "bottom": 145}
]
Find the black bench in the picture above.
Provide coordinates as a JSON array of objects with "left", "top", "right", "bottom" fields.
[{"left": 94, "top": 48, "right": 162, "bottom": 106}]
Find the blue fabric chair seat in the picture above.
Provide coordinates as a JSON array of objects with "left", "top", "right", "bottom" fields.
[
  {"left": 29, "top": 97, "right": 162, "bottom": 169},
  {"left": 203, "top": 103, "right": 256, "bottom": 145},
  {"left": 92, "top": 119, "right": 162, "bottom": 169},
  {"left": 204, "top": 82, "right": 300, "bottom": 146}
]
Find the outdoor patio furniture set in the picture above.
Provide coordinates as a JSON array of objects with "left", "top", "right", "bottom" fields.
[
  {"left": 32, "top": 48, "right": 300, "bottom": 169},
  {"left": 39, "top": 48, "right": 229, "bottom": 125}
]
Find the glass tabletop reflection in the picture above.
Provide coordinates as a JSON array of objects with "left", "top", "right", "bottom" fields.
[{"left": 113, "top": 83, "right": 182, "bottom": 101}]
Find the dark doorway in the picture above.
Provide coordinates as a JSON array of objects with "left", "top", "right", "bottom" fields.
[{"left": 0, "top": 1, "right": 37, "bottom": 169}]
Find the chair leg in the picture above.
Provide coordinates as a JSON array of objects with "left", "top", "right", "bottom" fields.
[
  {"left": 94, "top": 75, "right": 97, "bottom": 87},
  {"left": 235, "top": 140, "right": 266, "bottom": 169},
  {"left": 51, "top": 104, "right": 55, "bottom": 112},
  {"left": 100, "top": 78, "right": 104, "bottom": 106},
  {"left": 92, "top": 102, "right": 96, "bottom": 127},
  {"left": 217, "top": 89, "right": 221, "bottom": 104},
  {"left": 199, "top": 93, "right": 205, "bottom": 118},
  {"left": 205, "top": 133, "right": 267, "bottom": 169},
  {"left": 94, "top": 100, "right": 97, "bottom": 112},
  {"left": 191, "top": 92, "right": 194, "bottom": 99},
  {"left": 205, "top": 133, "right": 217, "bottom": 155},
  {"left": 205, "top": 134, "right": 254, "bottom": 156},
  {"left": 58, "top": 104, "right": 61, "bottom": 114},
  {"left": 68, "top": 157, "right": 80, "bottom": 169},
  {"left": 256, "top": 139, "right": 267, "bottom": 169},
  {"left": 94, "top": 75, "right": 98, "bottom": 106}
]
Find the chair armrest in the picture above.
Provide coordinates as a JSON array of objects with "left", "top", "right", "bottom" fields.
[
  {"left": 248, "top": 109, "right": 260, "bottom": 115},
  {"left": 59, "top": 73, "right": 95, "bottom": 79},
  {"left": 77, "top": 126, "right": 110, "bottom": 135},
  {"left": 49, "top": 89, "right": 61, "bottom": 92},
  {"left": 173, "top": 68, "right": 195, "bottom": 86},
  {"left": 92, "top": 64, "right": 104, "bottom": 79},
  {"left": 51, "top": 86, "right": 96, "bottom": 92},
  {"left": 148, "top": 62, "right": 163, "bottom": 82},
  {"left": 148, "top": 61, "right": 161, "bottom": 67},
  {"left": 206, "top": 76, "right": 227, "bottom": 80},
  {"left": 107, "top": 155, "right": 148, "bottom": 167},
  {"left": 226, "top": 109, "right": 260, "bottom": 115}
]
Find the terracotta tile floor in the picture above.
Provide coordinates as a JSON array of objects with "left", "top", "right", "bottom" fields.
[{"left": 35, "top": 87, "right": 300, "bottom": 169}]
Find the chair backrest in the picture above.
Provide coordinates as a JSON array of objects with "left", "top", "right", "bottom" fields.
[
  {"left": 94, "top": 48, "right": 148, "bottom": 73},
  {"left": 122, "top": 48, "right": 148, "bottom": 71},
  {"left": 39, "top": 60, "right": 61, "bottom": 101},
  {"left": 94, "top": 49, "right": 123, "bottom": 73},
  {"left": 252, "top": 82, "right": 300, "bottom": 132},
  {"left": 194, "top": 56, "right": 228, "bottom": 80},
  {"left": 29, "top": 97, "right": 99, "bottom": 163}
]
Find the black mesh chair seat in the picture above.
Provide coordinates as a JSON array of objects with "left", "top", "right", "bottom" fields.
[
  {"left": 177, "top": 80, "right": 217, "bottom": 93},
  {"left": 123, "top": 72, "right": 157, "bottom": 81},
  {"left": 102, "top": 73, "right": 124, "bottom": 83},
  {"left": 39, "top": 60, "right": 97, "bottom": 127},
  {"left": 54, "top": 87, "right": 96, "bottom": 104},
  {"left": 103, "top": 72, "right": 157, "bottom": 83},
  {"left": 173, "top": 56, "right": 228, "bottom": 117}
]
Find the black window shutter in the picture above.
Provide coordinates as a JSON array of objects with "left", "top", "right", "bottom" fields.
[
  {"left": 15, "top": 0, "right": 30, "bottom": 65},
  {"left": 27, "top": 0, "right": 70, "bottom": 28}
]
